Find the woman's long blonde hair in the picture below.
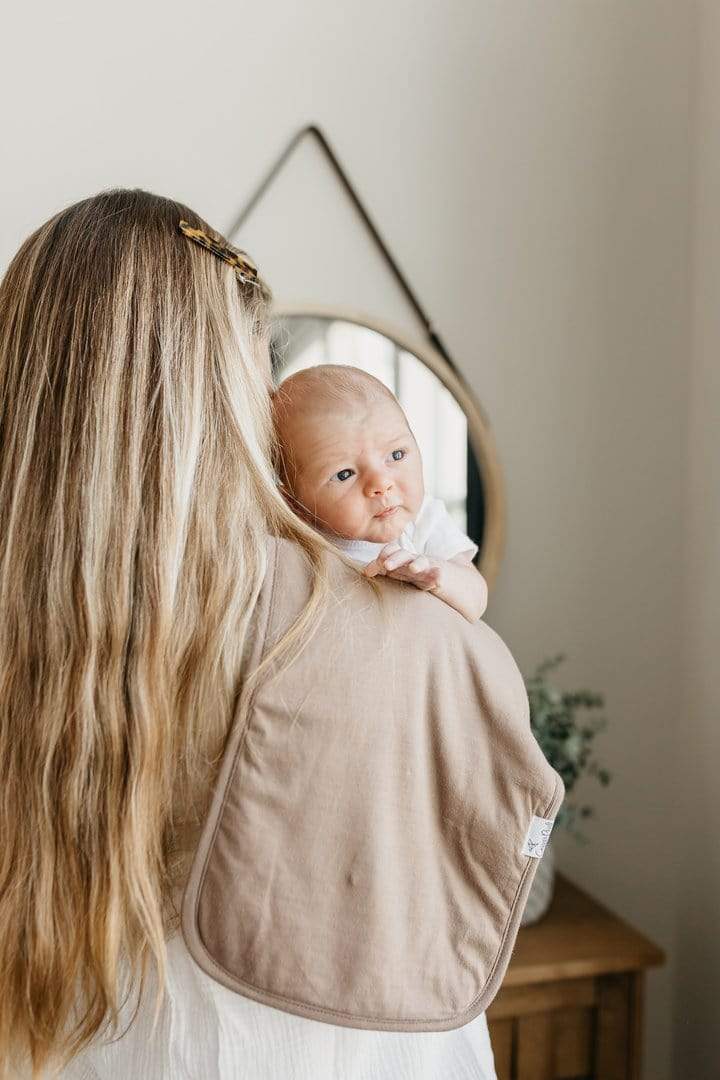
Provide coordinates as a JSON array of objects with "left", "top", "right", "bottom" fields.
[{"left": 0, "top": 189, "right": 347, "bottom": 1077}]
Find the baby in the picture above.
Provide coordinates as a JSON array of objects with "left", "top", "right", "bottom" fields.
[{"left": 271, "top": 364, "right": 488, "bottom": 623}]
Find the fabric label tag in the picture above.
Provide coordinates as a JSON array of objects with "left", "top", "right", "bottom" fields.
[{"left": 521, "top": 815, "right": 555, "bottom": 859}]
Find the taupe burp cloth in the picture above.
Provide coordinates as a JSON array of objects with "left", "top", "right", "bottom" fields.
[{"left": 182, "top": 535, "right": 565, "bottom": 1031}]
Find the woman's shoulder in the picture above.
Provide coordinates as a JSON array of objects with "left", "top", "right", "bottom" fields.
[
  {"left": 266, "top": 533, "right": 530, "bottom": 727},
  {"left": 266, "top": 533, "right": 492, "bottom": 650}
]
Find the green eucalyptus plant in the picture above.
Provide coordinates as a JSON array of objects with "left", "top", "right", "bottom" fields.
[{"left": 524, "top": 653, "right": 611, "bottom": 845}]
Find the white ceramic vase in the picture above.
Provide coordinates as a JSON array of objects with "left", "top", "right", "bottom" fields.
[{"left": 520, "top": 840, "right": 555, "bottom": 927}]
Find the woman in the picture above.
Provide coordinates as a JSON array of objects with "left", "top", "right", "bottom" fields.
[{"left": 0, "top": 190, "right": 499, "bottom": 1078}]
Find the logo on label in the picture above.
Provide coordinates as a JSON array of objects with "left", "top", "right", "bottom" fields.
[{"left": 521, "top": 815, "right": 555, "bottom": 859}]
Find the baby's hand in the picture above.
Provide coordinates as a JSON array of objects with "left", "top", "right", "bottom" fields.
[{"left": 364, "top": 542, "right": 443, "bottom": 592}]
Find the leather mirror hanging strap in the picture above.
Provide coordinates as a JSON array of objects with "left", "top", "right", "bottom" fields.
[{"left": 226, "top": 124, "right": 458, "bottom": 376}]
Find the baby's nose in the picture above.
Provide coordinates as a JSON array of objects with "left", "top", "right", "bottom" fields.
[{"left": 365, "top": 471, "right": 393, "bottom": 497}]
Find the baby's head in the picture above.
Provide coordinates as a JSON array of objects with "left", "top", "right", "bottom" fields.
[{"left": 271, "top": 364, "right": 425, "bottom": 544}]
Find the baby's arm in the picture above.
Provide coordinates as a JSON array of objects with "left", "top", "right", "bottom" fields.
[{"left": 364, "top": 544, "right": 488, "bottom": 623}]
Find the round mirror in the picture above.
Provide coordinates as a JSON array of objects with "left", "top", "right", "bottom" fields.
[{"left": 270, "top": 308, "right": 506, "bottom": 589}]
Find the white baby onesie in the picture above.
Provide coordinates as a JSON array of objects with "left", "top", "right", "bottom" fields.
[{"left": 328, "top": 493, "right": 478, "bottom": 567}]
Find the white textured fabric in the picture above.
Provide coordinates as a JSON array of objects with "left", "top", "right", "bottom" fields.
[
  {"left": 59, "top": 931, "right": 498, "bottom": 1079},
  {"left": 330, "top": 494, "right": 479, "bottom": 567}
]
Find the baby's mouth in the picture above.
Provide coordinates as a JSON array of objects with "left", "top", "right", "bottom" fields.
[{"left": 374, "top": 505, "right": 400, "bottom": 520}]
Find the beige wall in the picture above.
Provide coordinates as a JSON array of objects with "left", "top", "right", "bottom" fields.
[
  {"left": 0, "top": 3, "right": 702, "bottom": 1077},
  {"left": 675, "top": 3, "right": 720, "bottom": 1076}
]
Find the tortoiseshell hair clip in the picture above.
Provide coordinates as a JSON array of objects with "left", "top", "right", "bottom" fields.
[{"left": 178, "top": 220, "right": 270, "bottom": 299}]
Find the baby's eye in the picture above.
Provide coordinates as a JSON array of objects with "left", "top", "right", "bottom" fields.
[
  {"left": 334, "top": 468, "right": 354, "bottom": 482},
  {"left": 391, "top": 448, "right": 406, "bottom": 461}
]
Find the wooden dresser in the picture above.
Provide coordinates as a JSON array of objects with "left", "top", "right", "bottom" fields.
[{"left": 486, "top": 873, "right": 665, "bottom": 1080}]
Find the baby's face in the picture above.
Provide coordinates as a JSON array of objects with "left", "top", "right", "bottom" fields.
[{"left": 282, "top": 398, "right": 425, "bottom": 544}]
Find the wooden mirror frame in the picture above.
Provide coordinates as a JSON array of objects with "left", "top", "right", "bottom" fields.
[{"left": 272, "top": 305, "right": 507, "bottom": 590}]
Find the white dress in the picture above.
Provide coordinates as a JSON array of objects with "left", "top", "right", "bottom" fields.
[
  {"left": 58, "top": 503, "right": 496, "bottom": 1080},
  {"left": 59, "top": 930, "right": 498, "bottom": 1079},
  {"left": 329, "top": 494, "right": 479, "bottom": 567}
]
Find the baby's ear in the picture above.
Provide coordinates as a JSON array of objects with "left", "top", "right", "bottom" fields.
[
  {"left": 281, "top": 488, "right": 316, "bottom": 527},
  {"left": 276, "top": 479, "right": 299, "bottom": 507},
  {"left": 277, "top": 482, "right": 299, "bottom": 510}
]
